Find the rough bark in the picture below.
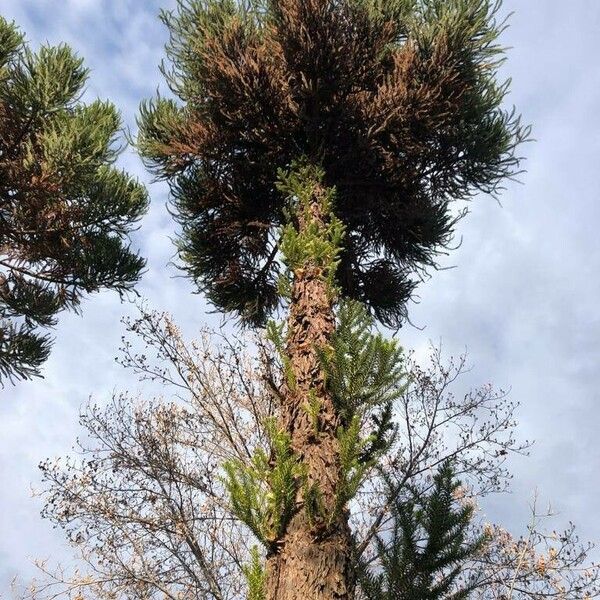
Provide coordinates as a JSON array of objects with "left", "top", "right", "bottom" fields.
[{"left": 266, "top": 189, "right": 354, "bottom": 600}]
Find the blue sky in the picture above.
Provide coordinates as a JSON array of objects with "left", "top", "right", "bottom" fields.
[{"left": 1, "top": 0, "right": 600, "bottom": 591}]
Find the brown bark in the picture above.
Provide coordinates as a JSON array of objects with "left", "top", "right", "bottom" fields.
[{"left": 266, "top": 189, "right": 354, "bottom": 600}]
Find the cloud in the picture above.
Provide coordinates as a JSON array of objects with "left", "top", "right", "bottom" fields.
[
  {"left": 1, "top": 0, "right": 600, "bottom": 590},
  {"left": 400, "top": 0, "right": 600, "bottom": 543}
]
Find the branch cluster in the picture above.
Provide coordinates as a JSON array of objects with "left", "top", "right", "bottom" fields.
[{"left": 0, "top": 17, "right": 147, "bottom": 382}]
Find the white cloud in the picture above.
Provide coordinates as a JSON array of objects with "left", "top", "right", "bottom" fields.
[{"left": 1, "top": 0, "right": 600, "bottom": 590}]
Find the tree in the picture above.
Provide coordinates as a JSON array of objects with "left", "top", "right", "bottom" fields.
[
  {"left": 136, "top": 0, "right": 528, "bottom": 597},
  {"left": 33, "top": 306, "right": 600, "bottom": 600},
  {"left": 357, "top": 463, "right": 486, "bottom": 600},
  {"left": 137, "top": 0, "right": 527, "bottom": 328},
  {"left": 0, "top": 17, "right": 148, "bottom": 383}
]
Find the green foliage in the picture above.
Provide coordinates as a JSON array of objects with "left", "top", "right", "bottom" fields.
[
  {"left": 0, "top": 321, "right": 51, "bottom": 383},
  {"left": 304, "top": 389, "right": 322, "bottom": 437},
  {"left": 265, "top": 298, "right": 404, "bottom": 519},
  {"left": 295, "top": 414, "right": 374, "bottom": 528},
  {"left": 157, "top": 0, "right": 260, "bottom": 104},
  {"left": 335, "top": 415, "right": 372, "bottom": 516},
  {"left": 223, "top": 419, "right": 300, "bottom": 547},
  {"left": 2, "top": 41, "right": 88, "bottom": 113},
  {"left": 361, "top": 402, "right": 396, "bottom": 464},
  {"left": 358, "top": 463, "right": 487, "bottom": 600},
  {"left": 0, "top": 16, "right": 24, "bottom": 73},
  {"left": 137, "top": 97, "right": 187, "bottom": 177},
  {"left": 410, "top": 0, "right": 526, "bottom": 196},
  {"left": 278, "top": 162, "right": 345, "bottom": 296},
  {"left": 265, "top": 319, "right": 296, "bottom": 391},
  {"left": 243, "top": 546, "right": 266, "bottom": 600},
  {"left": 303, "top": 479, "right": 325, "bottom": 529},
  {"left": 291, "top": 299, "right": 404, "bottom": 514},
  {"left": 333, "top": 403, "right": 395, "bottom": 519},
  {"left": 349, "top": 0, "right": 416, "bottom": 25},
  {"left": 0, "top": 17, "right": 148, "bottom": 383},
  {"left": 320, "top": 300, "right": 405, "bottom": 424}
]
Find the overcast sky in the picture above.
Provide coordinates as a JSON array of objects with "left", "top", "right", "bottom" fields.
[{"left": 1, "top": 0, "right": 599, "bottom": 593}]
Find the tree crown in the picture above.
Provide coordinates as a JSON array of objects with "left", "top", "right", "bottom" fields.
[
  {"left": 138, "top": 0, "right": 528, "bottom": 327},
  {"left": 0, "top": 17, "right": 148, "bottom": 382}
]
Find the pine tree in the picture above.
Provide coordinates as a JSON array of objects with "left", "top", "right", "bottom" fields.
[
  {"left": 0, "top": 17, "right": 148, "bottom": 383},
  {"left": 137, "top": 1, "right": 526, "bottom": 598},
  {"left": 357, "top": 463, "right": 486, "bottom": 600}
]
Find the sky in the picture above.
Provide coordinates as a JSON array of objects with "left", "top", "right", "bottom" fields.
[{"left": 1, "top": 0, "right": 600, "bottom": 593}]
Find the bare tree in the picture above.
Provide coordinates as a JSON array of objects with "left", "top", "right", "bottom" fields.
[{"left": 29, "top": 305, "right": 599, "bottom": 600}]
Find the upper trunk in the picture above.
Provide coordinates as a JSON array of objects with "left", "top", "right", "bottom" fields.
[{"left": 266, "top": 184, "right": 354, "bottom": 600}]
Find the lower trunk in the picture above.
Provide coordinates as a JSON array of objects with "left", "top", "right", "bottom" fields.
[
  {"left": 266, "top": 186, "right": 353, "bottom": 600},
  {"left": 266, "top": 512, "right": 353, "bottom": 599}
]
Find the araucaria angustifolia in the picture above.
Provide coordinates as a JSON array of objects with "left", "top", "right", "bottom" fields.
[
  {"left": 0, "top": 17, "right": 147, "bottom": 383},
  {"left": 136, "top": 0, "right": 528, "bottom": 598}
]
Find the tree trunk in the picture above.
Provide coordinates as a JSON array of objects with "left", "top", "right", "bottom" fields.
[{"left": 266, "top": 187, "right": 354, "bottom": 600}]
